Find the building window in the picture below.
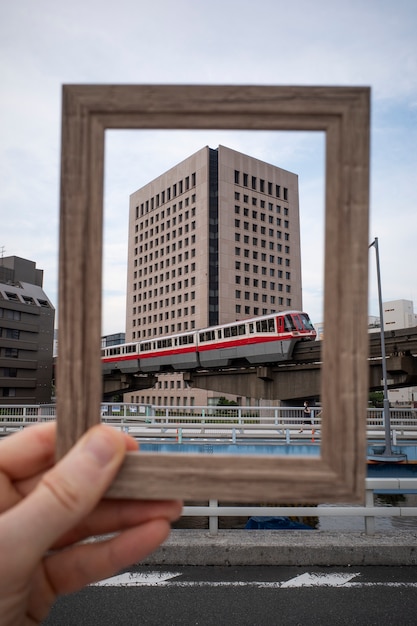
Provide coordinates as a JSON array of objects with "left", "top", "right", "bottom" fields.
[
  {"left": 234, "top": 170, "right": 240, "bottom": 184},
  {"left": 0, "top": 328, "right": 19, "bottom": 339},
  {"left": 1, "top": 388, "right": 16, "bottom": 397},
  {"left": 22, "top": 296, "right": 36, "bottom": 305},
  {"left": 4, "top": 348, "right": 18, "bottom": 358},
  {"left": 1, "top": 367, "right": 17, "bottom": 377}
]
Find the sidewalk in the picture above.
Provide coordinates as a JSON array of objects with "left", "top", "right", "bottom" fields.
[{"left": 142, "top": 529, "right": 417, "bottom": 567}]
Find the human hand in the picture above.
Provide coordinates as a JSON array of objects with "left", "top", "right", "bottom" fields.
[{"left": 0, "top": 423, "right": 182, "bottom": 625}]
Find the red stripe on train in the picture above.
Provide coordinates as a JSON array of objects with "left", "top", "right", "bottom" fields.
[{"left": 101, "top": 333, "right": 312, "bottom": 363}]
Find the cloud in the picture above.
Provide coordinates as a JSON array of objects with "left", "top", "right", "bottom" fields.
[{"left": 1, "top": 0, "right": 416, "bottom": 333}]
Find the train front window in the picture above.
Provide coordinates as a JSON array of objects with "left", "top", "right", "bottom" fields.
[
  {"left": 293, "top": 316, "right": 304, "bottom": 331},
  {"left": 299, "top": 313, "right": 315, "bottom": 330},
  {"left": 284, "top": 315, "right": 296, "bottom": 331}
]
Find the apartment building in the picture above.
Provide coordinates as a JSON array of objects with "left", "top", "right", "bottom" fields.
[
  {"left": 0, "top": 256, "right": 55, "bottom": 404},
  {"left": 126, "top": 145, "right": 302, "bottom": 406}
]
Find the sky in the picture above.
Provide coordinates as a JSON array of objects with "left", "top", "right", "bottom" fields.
[{"left": 1, "top": 0, "right": 416, "bottom": 335}]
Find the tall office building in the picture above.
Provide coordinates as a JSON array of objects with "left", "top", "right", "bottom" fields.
[
  {"left": 0, "top": 256, "right": 55, "bottom": 404},
  {"left": 126, "top": 145, "right": 302, "bottom": 406}
]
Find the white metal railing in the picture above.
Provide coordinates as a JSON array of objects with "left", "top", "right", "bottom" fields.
[
  {"left": 182, "top": 478, "right": 417, "bottom": 536},
  {"left": 1, "top": 404, "right": 417, "bottom": 443}
]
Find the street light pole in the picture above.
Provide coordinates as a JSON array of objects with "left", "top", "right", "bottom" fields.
[
  {"left": 368, "top": 238, "right": 406, "bottom": 462},
  {"left": 369, "top": 237, "right": 393, "bottom": 456}
]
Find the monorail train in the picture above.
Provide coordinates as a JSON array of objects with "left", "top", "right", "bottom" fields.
[{"left": 102, "top": 311, "right": 316, "bottom": 374}]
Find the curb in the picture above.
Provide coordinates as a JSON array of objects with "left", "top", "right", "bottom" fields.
[{"left": 142, "top": 530, "right": 417, "bottom": 567}]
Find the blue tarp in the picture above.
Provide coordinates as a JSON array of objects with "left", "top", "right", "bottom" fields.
[{"left": 245, "top": 516, "right": 313, "bottom": 530}]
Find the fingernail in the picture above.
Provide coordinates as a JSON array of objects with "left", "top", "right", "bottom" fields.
[{"left": 83, "top": 428, "right": 116, "bottom": 467}]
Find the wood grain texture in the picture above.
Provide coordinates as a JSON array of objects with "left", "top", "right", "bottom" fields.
[{"left": 57, "top": 85, "right": 370, "bottom": 502}]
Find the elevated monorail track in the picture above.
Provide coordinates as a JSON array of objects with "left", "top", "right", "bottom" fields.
[
  {"left": 290, "top": 326, "right": 417, "bottom": 364},
  {"left": 103, "top": 327, "right": 417, "bottom": 401}
]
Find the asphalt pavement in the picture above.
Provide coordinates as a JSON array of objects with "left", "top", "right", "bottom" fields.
[{"left": 44, "top": 564, "right": 417, "bottom": 625}]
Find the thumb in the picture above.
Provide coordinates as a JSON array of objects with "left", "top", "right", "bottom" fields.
[{"left": 4, "top": 425, "right": 127, "bottom": 568}]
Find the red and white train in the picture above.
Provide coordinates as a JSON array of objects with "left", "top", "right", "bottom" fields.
[{"left": 102, "top": 311, "right": 316, "bottom": 374}]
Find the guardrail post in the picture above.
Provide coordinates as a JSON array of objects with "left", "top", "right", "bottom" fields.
[
  {"left": 365, "top": 487, "right": 375, "bottom": 535},
  {"left": 286, "top": 429, "right": 290, "bottom": 443},
  {"left": 232, "top": 428, "right": 236, "bottom": 444},
  {"left": 209, "top": 499, "right": 218, "bottom": 535}
]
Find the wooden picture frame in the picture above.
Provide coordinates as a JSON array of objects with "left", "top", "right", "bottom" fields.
[{"left": 56, "top": 85, "right": 370, "bottom": 503}]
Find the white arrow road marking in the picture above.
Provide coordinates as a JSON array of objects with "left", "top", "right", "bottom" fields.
[
  {"left": 91, "top": 571, "right": 181, "bottom": 586},
  {"left": 91, "top": 572, "right": 417, "bottom": 589},
  {"left": 281, "top": 573, "right": 359, "bottom": 587}
]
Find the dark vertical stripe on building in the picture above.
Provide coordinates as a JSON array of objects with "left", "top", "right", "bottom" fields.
[{"left": 208, "top": 148, "right": 219, "bottom": 326}]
